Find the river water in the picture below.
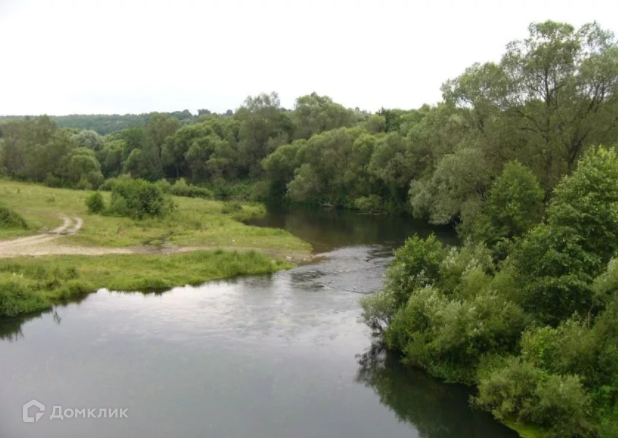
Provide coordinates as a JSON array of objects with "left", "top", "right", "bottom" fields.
[{"left": 0, "top": 208, "right": 518, "bottom": 438}]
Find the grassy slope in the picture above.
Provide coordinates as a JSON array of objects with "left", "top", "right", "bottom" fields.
[
  {"left": 0, "top": 180, "right": 310, "bottom": 253},
  {"left": 0, "top": 180, "right": 310, "bottom": 317}
]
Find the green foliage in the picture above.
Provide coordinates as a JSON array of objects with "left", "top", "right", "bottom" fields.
[
  {"left": 108, "top": 179, "right": 173, "bottom": 220},
  {"left": 365, "top": 146, "right": 618, "bottom": 436},
  {"left": 472, "top": 161, "right": 544, "bottom": 255},
  {"left": 0, "top": 280, "right": 50, "bottom": 317},
  {"left": 360, "top": 289, "right": 396, "bottom": 334},
  {"left": 475, "top": 358, "right": 595, "bottom": 438},
  {"left": 513, "top": 148, "right": 618, "bottom": 324},
  {"left": 85, "top": 192, "right": 105, "bottom": 214},
  {"left": 169, "top": 178, "right": 213, "bottom": 199},
  {"left": 154, "top": 178, "right": 172, "bottom": 193},
  {"left": 0, "top": 206, "right": 28, "bottom": 229},
  {"left": 386, "top": 234, "right": 447, "bottom": 307},
  {"left": 0, "top": 250, "right": 293, "bottom": 317},
  {"left": 354, "top": 195, "right": 383, "bottom": 213}
]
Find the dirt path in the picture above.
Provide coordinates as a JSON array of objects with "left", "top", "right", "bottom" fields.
[
  {"left": 0, "top": 215, "right": 96, "bottom": 258},
  {"left": 0, "top": 214, "right": 312, "bottom": 263}
]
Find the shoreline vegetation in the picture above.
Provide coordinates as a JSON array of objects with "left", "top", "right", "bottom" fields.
[
  {"left": 0, "top": 179, "right": 310, "bottom": 318},
  {"left": 361, "top": 148, "right": 618, "bottom": 438},
  {"left": 2, "top": 18, "right": 618, "bottom": 438}
]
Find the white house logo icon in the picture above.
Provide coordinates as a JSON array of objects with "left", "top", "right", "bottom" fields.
[{"left": 23, "top": 400, "right": 45, "bottom": 423}]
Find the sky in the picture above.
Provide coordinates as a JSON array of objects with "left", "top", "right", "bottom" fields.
[{"left": 0, "top": 0, "right": 617, "bottom": 115}]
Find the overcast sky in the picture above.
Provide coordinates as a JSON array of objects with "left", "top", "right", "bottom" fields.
[{"left": 0, "top": 0, "right": 617, "bottom": 115}]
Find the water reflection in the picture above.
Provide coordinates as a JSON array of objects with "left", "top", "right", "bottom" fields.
[
  {"left": 356, "top": 344, "right": 519, "bottom": 438},
  {"left": 247, "top": 207, "right": 458, "bottom": 252},
  {"left": 0, "top": 209, "right": 519, "bottom": 438}
]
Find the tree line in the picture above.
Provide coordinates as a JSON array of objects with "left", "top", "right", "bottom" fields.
[
  {"left": 2, "top": 21, "right": 617, "bottom": 236},
  {"left": 1, "top": 19, "right": 618, "bottom": 436}
]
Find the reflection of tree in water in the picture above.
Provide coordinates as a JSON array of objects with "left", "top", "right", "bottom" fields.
[
  {"left": 248, "top": 207, "right": 458, "bottom": 253},
  {"left": 0, "top": 309, "right": 53, "bottom": 342},
  {"left": 0, "top": 287, "right": 196, "bottom": 342},
  {"left": 0, "top": 294, "right": 88, "bottom": 342},
  {"left": 356, "top": 344, "right": 518, "bottom": 438}
]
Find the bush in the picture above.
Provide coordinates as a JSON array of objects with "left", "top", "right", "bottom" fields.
[
  {"left": 0, "top": 206, "right": 28, "bottom": 229},
  {"left": 386, "top": 234, "right": 447, "bottom": 307},
  {"left": 360, "top": 289, "right": 396, "bottom": 334},
  {"left": 385, "top": 286, "right": 525, "bottom": 382},
  {"left": 475, "top": 358, "right": 595, "bottom": 438},
  {"left": 85, "top": 192, "right": 105, "bottom": 214},
  {"left": 155, "top": 178, "right": 172, "bottom": 193},
  {"left": 99, "top": 174, "right": 132, "bottom": 191},
  {"left": 108, "top": 179, "right": 173, "bottom": 220},
  {"left": 169, "top": 178, "right": 213, "bottom": 199},
  {"left": 354, "top": 195, "right": 383, "bottom": 213}
]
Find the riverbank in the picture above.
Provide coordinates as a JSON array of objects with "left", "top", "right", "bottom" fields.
[
  {"left": 0, "top": 180, "right": 311, "bottom": 317},
  {"left": 0, "top": 250, "right": 294, "bottom": 317}
]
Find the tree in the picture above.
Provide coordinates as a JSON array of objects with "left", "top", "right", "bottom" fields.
[
  {"left": 72, "top": 130, "right": 104, "bottom": 151},
  {"left": 235, "top": 92, "right": 294, "bottom": 176},
  {"left": 409, "top": 146, "right": 494, "bottom": 228},
  {"left": 514, "top": 147, "right": 618, "bottom": 324},
  {"left": 443, "top": 21, "right": 618, "bottom": 192},
  {"left": 63, "top": 147, "right": 104, "bottom": 189},
  {"left": 162, "top": 122, "right": 216, "bottom": 179},
  {"left": 292, "top": 92, "right": 356, "bottom": 139},
  {"left": 141, "top": 113, "right": 180, "bottom": 180},
  {"left": 473, "top": 161, "right": 544, "bottom": 254}
]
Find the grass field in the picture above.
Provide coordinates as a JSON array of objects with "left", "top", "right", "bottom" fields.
[
  {"left": 0, "top": 180, "right": 310, "bottom": 252},
  {"left": 0, "top": 179, "right": 311, "bottom": 317}
]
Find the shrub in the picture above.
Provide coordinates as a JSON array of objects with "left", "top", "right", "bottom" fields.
[
  {"left": 155, "top": 178, "right": 172, "bottom": 193},
  {"left": 474, "top": 357, "right": 543, "bottom": 423},
  {"left": 386, "top": 234, "right": 447, "bottom": 307},
  {"left": 85, "top": 192, "right": 105, "bottom": 214},
  {"left": 354, "top": 195, "right": 383, "bottom": 213},
  {"left": 0, "top": 206, "right": 28, "bottom": 229},
  {"left": 475, "top": 358, "right": 596, "bottom": 438},
  {"left": 99, "top": 174, "right": 132, "bottom": 191},
  {"left": 108, "top": 179, "right": 173, "bottom": 220},
  {"left": 169, "top": 178, "right": 213, "bottom": 199},
  {"left": 360, "top": 289, "right": 396, "bottom": 334}
]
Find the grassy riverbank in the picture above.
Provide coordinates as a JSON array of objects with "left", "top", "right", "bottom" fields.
[
  {"left": 0, "top": 180, "right": 310, "bottom": 251},
  {"left": 0, "top": 179, "right": 311, "bottom": 317},
  {"left": 0, "top": 250, "right": 293, "bottom": 317}
]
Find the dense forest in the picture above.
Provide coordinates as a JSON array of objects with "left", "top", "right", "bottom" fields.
[{"left": 2, "top": 20, "right": 618, "bottom": 437}]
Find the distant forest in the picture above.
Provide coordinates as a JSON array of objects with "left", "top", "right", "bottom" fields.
[{"left": 0, "top": 110, "right": 219, "bottom": 135}]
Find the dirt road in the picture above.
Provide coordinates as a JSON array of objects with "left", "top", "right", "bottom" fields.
[
  {"left": 0, "top": 215, "right": 134, "bottom": 258},
  {"left": 0, "top": 214, "right": 312, "bottom": 262}
]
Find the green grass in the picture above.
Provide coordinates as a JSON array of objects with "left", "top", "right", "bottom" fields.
[
  {"left": 0, "top": 179, "right": 312, "bottom": 318},
  {"left": 0, "top": 250, "right": 293, "bottom": 317},
  {"left": 0, "top": 179, "right": 311, "bottom": 253},
  {"left": 504, "top": 420, "right": 546, "bottom": 438}
]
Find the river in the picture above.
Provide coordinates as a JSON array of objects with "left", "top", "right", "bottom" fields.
[{"left": 0, "top": 208, "right": 519, "bottom": 438}]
